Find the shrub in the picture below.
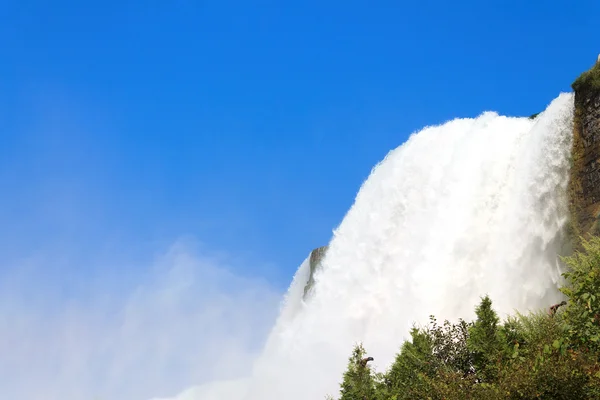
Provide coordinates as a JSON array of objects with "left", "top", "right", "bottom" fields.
[
  {"left": 560, "top": 236, "right": 600, "bottom": 351},
  {"left": 331, "top": 236, "right": 600, "bottom": 399}
]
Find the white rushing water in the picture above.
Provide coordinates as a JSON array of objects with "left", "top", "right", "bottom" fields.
[{"left": 166, "top": 92, "right": 576, "bottom": 400}]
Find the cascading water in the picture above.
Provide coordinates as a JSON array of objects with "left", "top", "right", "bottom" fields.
[
  {"left": 165, "top": 92, "right": 576, "bottom": 400},
  {"left": 243, "top": 92, "right": 574, "bottom": 400}
]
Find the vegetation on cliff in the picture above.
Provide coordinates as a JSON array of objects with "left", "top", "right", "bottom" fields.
[
  {"left": 330, "top": 237, "right": 600, "bottom": 399},
  {"left": 572, "top": 61, "right": 600, "bottom": 94}
]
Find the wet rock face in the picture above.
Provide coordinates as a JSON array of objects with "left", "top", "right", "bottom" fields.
[
  {"left": 578, "top": 91, "right": 600, "bottom": 207},
  {"left": 570, "top": 60, "right": 600, "bottom": 238},
  {"left": 303, "top": 245, "right": 328, "bottom": 300}
]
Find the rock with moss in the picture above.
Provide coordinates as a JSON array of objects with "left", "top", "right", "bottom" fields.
[
  {"left": 572, "top": 57, "right": 600, "bottom": 94},
  {"left": 568, "top": 56, "right": 600, "bottom": 245},
  {"left": 303, "top": 245, "right": 328, "bottom": 299}
]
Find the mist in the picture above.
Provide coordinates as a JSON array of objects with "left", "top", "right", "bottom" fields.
[{"left": 0, "top": 239, "right": 281, "bottom": 400}]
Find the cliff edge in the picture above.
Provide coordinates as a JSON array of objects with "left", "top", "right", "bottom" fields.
[{"left": 568, "top": 57, "right": 600, "bottom": 241}]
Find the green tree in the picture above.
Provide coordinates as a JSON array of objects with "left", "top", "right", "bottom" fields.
[
  {"left": 467, "top": 295, "right": 503, "bottom": 382},
  {"left": 428, "top": 316, "right": 473, "bottom": 376},
  {"left": 497, "top": 315, "right": 526, "bottom": 360},
  {"left": 339, "top": 343, "right": 377, "bottom": 400},
  {"left": 382, "top": 327, "right": 436, "bottom": 399},
  {"left": 332, "top": 235, "right": 600, "bottom": 399}
]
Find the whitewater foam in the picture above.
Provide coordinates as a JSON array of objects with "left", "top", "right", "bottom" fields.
[{"left": 168, "top": 92, "right": 575, "bottom": 400}]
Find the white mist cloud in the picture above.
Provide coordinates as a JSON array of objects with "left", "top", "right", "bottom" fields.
[{"left": 0, "top": 239, "right": 282, "bottom": 400}]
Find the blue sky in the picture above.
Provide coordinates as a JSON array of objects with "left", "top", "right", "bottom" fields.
[
  {"left": 1, "top": 1, "right": 599, "bottom": 398},
  {"left": 3, "top": 0, "right": 598, "bottom": 289}
]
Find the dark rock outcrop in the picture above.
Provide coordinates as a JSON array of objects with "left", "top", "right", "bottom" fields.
[
  {"left": 569, "top": 58, "right": 600, "bottom": 240},
  {"left": 303, "top": 245, "right": 328, "bottom": 300}
]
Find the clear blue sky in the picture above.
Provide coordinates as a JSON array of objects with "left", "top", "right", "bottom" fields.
[{"left": 1, "top": 0, "right": 598, "bottom": 290}]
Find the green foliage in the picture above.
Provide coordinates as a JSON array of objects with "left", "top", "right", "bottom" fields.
[
  {"left": 561, "top": 236, "right": 600, "bottom": 351},
  {"left": 497, "top": 348, "right": 593, "bottom": 400},
  {"left": 378, "top": 327, "right": 435, "bottom": 399},
  {"left": 428, "top": 316, "right": 473, "bottom": 376},
  {"left": 497, "top": 315, "right": 526, "bottom": 358},
  {"left": 572, "top": 61, "right": 600, "bottom": 93},
  {"left": 467, "top": 295, "right": 503, "bottom": 382},
  {"left": 331, "top": 236, "right": 600, "bottom": 399},
  {"left": 338, "top": 343, "right": 377, "bottom": 400}
]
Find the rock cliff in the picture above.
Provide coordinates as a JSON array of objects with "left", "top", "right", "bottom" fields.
[
  {"left": 303, "top": 245, "right": 328, "bottom": 299},
  {"left": 569, "top": 58, "right": 600, "bottom": 241}
]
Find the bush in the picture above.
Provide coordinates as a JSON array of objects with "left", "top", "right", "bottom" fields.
[
  {"left": 331, "top": 235, "right": 600, "bottom": 399},
  {"left": 561, "top": 236, "right": 600, "bottom": 352}
]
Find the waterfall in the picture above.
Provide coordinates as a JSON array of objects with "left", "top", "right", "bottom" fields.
[
  {"left": 244, "top": 93, "right": 574, "bottom": 399},
  {"left": 165, "top": 92, "right": 575, "bottom": 400}
]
